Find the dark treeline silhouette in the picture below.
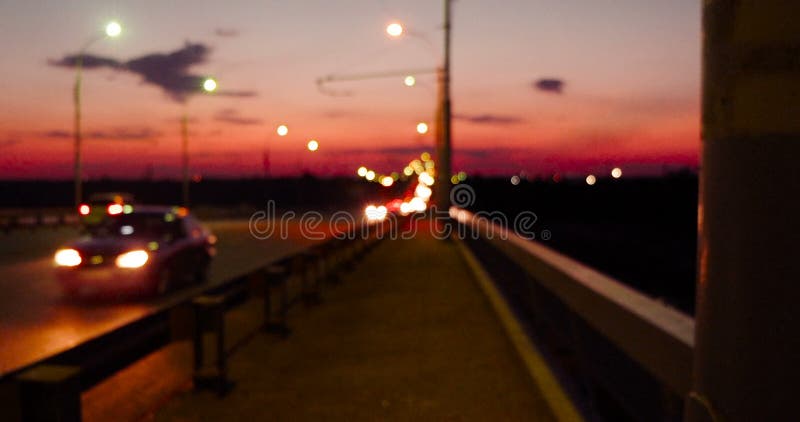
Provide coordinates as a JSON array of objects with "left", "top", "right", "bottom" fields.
[
  {"left": 0, "top": 176, "right": 396, "bottom": 212},
  {"left": 0, "top": 173, "right": 698, "bottom": 313},
  {"left": 467, "top": 171, "right": 698, "bottom": 314}
]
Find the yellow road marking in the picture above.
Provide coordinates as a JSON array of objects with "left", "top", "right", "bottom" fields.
[{"left": 454, "top": 238, "right": 585, "bottom": 422}]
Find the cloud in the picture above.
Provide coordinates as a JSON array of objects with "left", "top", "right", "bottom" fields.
[
  {"left": 214, "top": 28, "right": 239, "bottom": 37},
  {"left": 216, "top": 90, "right": 258, "bottom": 98},
  {"left": 41, "top": 127, "right": 161, "bottom": 142},
  {"left": 42, "top": 130, "right": 71, "bottom": 139},
  {"left": 124, "top": 42, "right": 212, "bottom": 101},
  {"left": 454, "top": 114, "right": 523, "bottom": 125},
  {"left": 86, "top": 128, "right": 162, "bottom": 141},
  {"left": 214, "top": 108, "right": 263, "bottom": 126},
  {"left": 0, "top": 138, "right": 21, "bottom": 147},
  {"left": 48, "top": 54, "right": 122, "bottom": 69},
  {"left": 533, "top": 78, "right": 565, "bottom": 94},
  {"left": 49, "top": 42, "right": 258, "bottom": 102}
]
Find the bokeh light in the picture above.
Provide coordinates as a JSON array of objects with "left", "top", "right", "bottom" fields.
[
  {"left": 586, "top": 174, "right": 597, "bottom": 185},
  {"left": 105, "top": 21, "right": 122, "bottom": 37},
  {"left": 611, "top": 167, "right": 623, "bottom": 179},
  {"left": 203, "top": 78, "right": 217, "bottom": 92},
  {"left": 276, "top": 125, "right": 289, "bottom": 136},
  {"left": 404, "top": 75, "right": 416, "bottom": 87},
  {"left": 416, "top": 122, "right": 429, "bottom": 134},
  {"left": 386, "top": 22, "right": 404, "bottom": 37},
  {"left": 307, "top": 139, "right": 319, "bottom": 151}
]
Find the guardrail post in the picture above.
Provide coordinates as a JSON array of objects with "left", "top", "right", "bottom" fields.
[
  {"left": 16, "top": 364, "right": 81, "bottom": 422},
  {"left": 296, "top": 251, "right": 322, "bottom": 305},
  {"left": 192, "top": 295, "right": 230, "bottom": 395},
  {"left": 341, "top": 238, "right": 358, "bottom": 271},
  {"left": 263, "top": 264, "right": 290, "bottom": 337}
]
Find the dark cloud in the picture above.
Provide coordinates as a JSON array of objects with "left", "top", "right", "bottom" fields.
[
  {"left": 42, "top": 130, "right": 71, "bottom": 139},
  {"left": 216, "top": 90, "right": 258, "bottom": 98},
  {"left": 86, "top": 128, "right": 162, "bottom": 141},
  {"left": 0, "top": 138, "right": 21, "bottom": 147},
  {"left": 214, "top": 28, "right": 240, "bottom": 37},
  {"left": 48, "top": 54, "right": 122, "bottom": 69},
  {"left": 49, "top": 42, "right": 257, "bottom": 102},
  {"left": 533, "top": 78, "right": 565, "bottom": 94},
  {"left": 124, "top": 42, "right": 212, "bottom": 102},
  {"left": 41, "top": 128, "right": 160, "bottom": 142},
  {"left": 215, "top": 108, "right": 263, "bottom": 126},
  {"left": 454, "top": 114, "right": 523, "bottom": 125}
]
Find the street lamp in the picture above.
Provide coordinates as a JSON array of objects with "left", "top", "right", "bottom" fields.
[
  {"left": 276, "top": 124, "right": 289, "bottom": 137},
  {"left": 388, "top": 1, "right": 453, "bottom": 209},
  {"left": 181, "top": 77, "right": 216, "bottom": 207},
  {"left": 386, "top": 23, "right": 404, "bottom": 37},
  {"left": 73, "top": 20, "right": 122, "bottom": 207}
]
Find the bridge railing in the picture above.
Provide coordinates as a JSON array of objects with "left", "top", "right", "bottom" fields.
[
  {"left": 0, "top": 222, "right": 388, "bottom": 421},
  {"left": 451, "top": 208, "right": 695, "bottom": 420},
  {"left": 0, "top": 210, "right": 78, "bottom": 232}
]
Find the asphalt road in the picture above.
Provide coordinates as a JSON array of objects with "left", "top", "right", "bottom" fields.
[{"left": 0, "top": 219, "right": 316, "bottom": 376}]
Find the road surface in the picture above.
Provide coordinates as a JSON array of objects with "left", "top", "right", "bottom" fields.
[{"left": 0, "top": 219, "right": 316, "bottom": 376}]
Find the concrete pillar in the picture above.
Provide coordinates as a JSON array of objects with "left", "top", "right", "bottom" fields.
[
  {"left": 17, "top": 365, "right": 81, "bottom": 422},
  {"left": 689, "top": 1, "right": 800, "bottom": 420}
]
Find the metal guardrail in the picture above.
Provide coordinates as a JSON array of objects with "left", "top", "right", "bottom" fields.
[
  {"left": 451, "top": 208, "right": 695, "bottom": 420},
  {"left": 0, "top": 223, "right": 386, "bottom": 421},
  {"left": 0, "top": 211, "right": 78, "bottom": 232}
]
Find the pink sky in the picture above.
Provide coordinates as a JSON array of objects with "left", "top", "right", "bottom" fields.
[{"left": 0, "top": 0, "right": 701, "bottom": 179}]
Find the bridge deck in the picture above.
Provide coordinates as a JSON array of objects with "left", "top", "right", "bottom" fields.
[{"left": 155, "top": 233, "right": 557, "bottom": 420}]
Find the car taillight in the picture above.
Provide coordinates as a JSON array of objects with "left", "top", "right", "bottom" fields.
[
  {"left": 78, "top": 204, "right": 91, "bottom": 215},
  {"left": 107, "top": 203, "right": 123, "bottom": 215}
]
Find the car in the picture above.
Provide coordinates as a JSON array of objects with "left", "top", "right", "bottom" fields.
[{"left": 55, "top": 205, "right": 216, "bottom": 297}]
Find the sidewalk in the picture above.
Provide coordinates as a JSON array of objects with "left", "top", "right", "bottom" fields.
[{"left": 154, "top": 233, "right": 557, "bottom": 421}]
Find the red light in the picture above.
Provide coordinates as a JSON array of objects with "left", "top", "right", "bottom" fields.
[
  {"left": 78, "top": 204, "right": 90, "bottom": 216},
  {"left": 107, "top": 204, "right": 123, "bottom": 215}
]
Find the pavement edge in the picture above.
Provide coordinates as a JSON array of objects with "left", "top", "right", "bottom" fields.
[{"left": 453, "top": 237, "right": 585, "bottom": 422}]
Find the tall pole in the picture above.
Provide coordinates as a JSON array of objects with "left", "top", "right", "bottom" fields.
[
  {"left": 181, "top": 113, "right": 190, "bottom": 207},
  {"left": 73, "top": 56, "right": 84, "bottom": 208},
  {"left": 688, "top": 1, "right": 800, "bottom": 420},
  {"left": 435, "top": 0, "right": 452, "bottom": 210}
]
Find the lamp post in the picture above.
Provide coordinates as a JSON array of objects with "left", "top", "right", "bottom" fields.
[
  {"left": 73, "top": 21, "right": 122, "bottom": 208},
  {"left": 387, "top": 0, "right": 453, "bottom": 209},
  {"left": 181, "top": 77, "right": 217, "bottom": 207}
]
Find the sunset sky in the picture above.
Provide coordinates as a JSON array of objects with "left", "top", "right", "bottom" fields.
[{"left": 0, "top": 0, "right": 701, "bottom": 179}]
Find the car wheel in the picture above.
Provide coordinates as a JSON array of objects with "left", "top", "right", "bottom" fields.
[
  {"left": 61, "top": 285, "right": 80, "bottom": 299},
  {"left": 194, "top": 257, "right": 210, "bottom": 284}
]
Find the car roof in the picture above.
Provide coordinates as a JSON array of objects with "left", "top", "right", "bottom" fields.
[{"left": 88, "top": 192, "right": 134, "bottom": 201}]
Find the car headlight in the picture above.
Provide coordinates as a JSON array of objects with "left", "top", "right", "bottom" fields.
[
  {"left": 55, "top": 249, "right": 82, "bottom": 267},
  {"left": 115, "top": 250, "right": 149, "bottom": 268}
]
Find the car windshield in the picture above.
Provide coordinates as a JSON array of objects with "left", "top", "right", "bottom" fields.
[{"left": 87, "top": 213, "right": 177, "bottom": 239}]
